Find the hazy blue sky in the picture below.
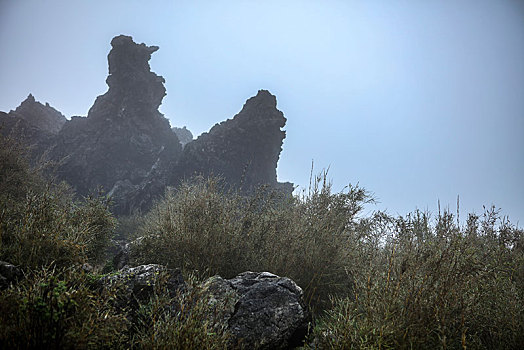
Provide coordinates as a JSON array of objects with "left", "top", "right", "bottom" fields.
[{"left": 1, "top": 0, "right": 523, "bottom": 224}]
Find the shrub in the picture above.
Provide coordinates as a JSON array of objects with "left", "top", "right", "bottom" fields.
[
  {"left": 73, "top": 194, "right": 116, "bottom": 266},
  {"left": 0, "top": 134, "right": 116, "bottom": 269},
  {"left": 0, "top": 266, "right": 128, "bottom": 349},
  {"left": 310, "top": 208, "right": 524, "bottom": 349},
  {"left": 130, "top": 273, "right": 230, "bottom": 349},
  {"left": 131, "top": 173, "right": 372, "bottom": 312}
]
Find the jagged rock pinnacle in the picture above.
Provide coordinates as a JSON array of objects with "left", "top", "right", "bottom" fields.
[{"left": 175, "top": 89, "right": 292, "bottom": 193}]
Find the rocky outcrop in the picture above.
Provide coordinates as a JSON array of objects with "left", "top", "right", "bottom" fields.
[
  {"left": 175, "top": 90, "right": 293, "bottom": 194},
  {"left": 49, "top": 35, "right": 182, "bottom": 214},
  {"left": 1, "top": 35, "right": 293, "bottom": 215},
  {"left": 202, "top": 271, "right": 310, "bottom": 349},
  {"left": 0, "top": 95, "right": 66, "bottom": 156},
  {"left": 9, "top": 94, "right": 66, "bottom": 134},
  {"left": 172, "top": 126, "right": 193, "bottom": 147},
  {"left": 98, "top": 264, "right": 185, "bottom": 310}
]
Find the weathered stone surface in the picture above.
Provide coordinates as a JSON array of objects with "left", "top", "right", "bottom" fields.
[
  {"left": 48, "top": 35, "right": 182, "bottom": 214},
  {"left": 99, "top": 264, "right": 185, "bottom": 308},
  {"left": 202, "top": 271, "right": 311, "bottom": 349},
  {"left": 175, "top": 90, "right": 293, "bottom": 194},
  {"left": 172, "top": 126, "right": 193, "bottom": 147},
  {"left": 106, "top": 239, "right": 130, "bottom": 271},
  {"left": 0, "top": 95, "right": 66, "bottom": 157},
  {"left": 7, "top": 94, "right": 66, "bottom": 134},
  {"left": 0, "top": 261, "right": 23, "bottom": 290}
]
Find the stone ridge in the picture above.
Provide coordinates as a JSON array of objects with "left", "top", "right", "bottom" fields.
[{"left": 0, "top": 95, "right": 66, "bottom": 160}]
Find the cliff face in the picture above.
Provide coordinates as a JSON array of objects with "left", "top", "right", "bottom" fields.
[
  {"left": 50, "top": 35, "right": 182, "bottom": 213},
  {"left": 175, "top": 90, "right": 293, "bottom": 193}
]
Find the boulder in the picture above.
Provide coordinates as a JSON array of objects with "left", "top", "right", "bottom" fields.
[
  {"left": 99, "top": 264, "right": 185, "bottom": 305},
  {"left": 202, "top": 271, "right": 310, "bottom": 349}
]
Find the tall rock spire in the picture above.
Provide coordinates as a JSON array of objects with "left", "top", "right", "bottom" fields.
[{"left": 50, "top": 35, "right": 182, "bottom": 212}]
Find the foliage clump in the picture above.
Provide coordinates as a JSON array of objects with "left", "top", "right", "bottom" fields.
[
  {"left": 130, "top": 173, "right": 370, "bottom": 311},
  {"left": 0, "top": 267, "right": 128, "bottom": 349},
  {"left": 0, "top": 135, "right": 115, "bottom": 269},
  {"left": 309, "top": 208, "right": 524, "bottom": 349},
  {"left": 1, "top": 134, "right": 523, "bottom": 348}
]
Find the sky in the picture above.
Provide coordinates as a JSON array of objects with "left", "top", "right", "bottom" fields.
[{"left": 1, "top": 0, "right": 523, "bottom": 224}]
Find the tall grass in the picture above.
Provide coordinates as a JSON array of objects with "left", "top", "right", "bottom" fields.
[{"left": 310, "top": 208, "right": 524, "bottom": 349}]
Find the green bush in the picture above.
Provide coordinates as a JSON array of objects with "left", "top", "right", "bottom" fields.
[
  {"left": 3, "top": 133, "right": 523, "bottom": 348},
  {"left": 130, "top": 273, "right": 230, "bottom": 349},
  {"left": 0, "top": 267, "right": 128, "bottom": 349},
  {"left": 0, "top": 135, "right": 116, "bottom": 269},
  {"left": 131, "top": 173, "right": 372, "bottom": 312},
  {"left": 310, "top": 208, "right": 524, "bottom": 349}
]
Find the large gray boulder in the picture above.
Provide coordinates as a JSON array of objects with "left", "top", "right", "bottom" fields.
[{"left": 202, "top": 271, "right": 311, "bottom": 349}]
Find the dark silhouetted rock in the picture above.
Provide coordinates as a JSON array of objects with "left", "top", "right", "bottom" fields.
[
  {"left": 0, "top": 95, "right": 66, "bottom": 156},
  {"left": 202, "top": 271, "right": 310, "bottom": 349},
  {"left": 1, "top": 36, "right": 293, "bottom": 215},
  {"left": 175, "top": 90, "right": 293, "bottom": 194},
  {"left": 9, "top": 94, "right": 66, "bottom": 134},
  {"left": 49, "top": 35, "right": 182, "bottom": 214},
  {"left": 109, "top": 239, "right": 130, "bottom": 270},
  {"left": 172, "top": 126, "right": 193, "bottom": 147},
  {"left": 0, "top": 261, "right": 23, "bottom": 290}
]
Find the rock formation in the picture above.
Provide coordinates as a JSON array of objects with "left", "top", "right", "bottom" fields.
[
  {"left": 172, "top": 126, "right": 193, "bottom": 147},
  {"left": 49, "top": 35, "right": 182, "bottom": 213},
  {"left": 176, "top": 90, "right": 293, "bottom": 194},
  {"left": 0, "top": 261, "right": 23, "bottom": 290},
  {"left": 0, "top": 95, "right": 66, "bottom": 155},
  {"left": 7, "top": 94, "right": 66, "bottom": 134},
  {"left": 0, "top": 35, "right": 293, "bottom": 215},
  {"left": 98, "top": 264, "right": 185, "bottom": 308},
  {"left": 202, "top": 271, "right": 310, "bottom": 349}
]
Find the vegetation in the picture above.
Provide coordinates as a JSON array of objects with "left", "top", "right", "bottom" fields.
[
  {"left": 1, "top": 134, "right": 522, "bottom": 348},
  {"left": 309, "top": 208, "right": 524, "bottom": 349}
]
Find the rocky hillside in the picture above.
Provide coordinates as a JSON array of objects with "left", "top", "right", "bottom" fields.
[{"left": 47, "top": 35, "right": 182, "bottom": 214}]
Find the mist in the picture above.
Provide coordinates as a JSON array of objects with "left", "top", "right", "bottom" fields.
[{"left": 1, "top": 0, "right": 523, "bottom": 222}]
